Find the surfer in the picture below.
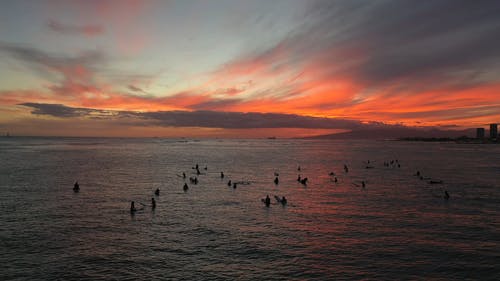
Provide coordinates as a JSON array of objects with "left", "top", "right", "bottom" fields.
[
  {"left": 220, "top": 172, "right": 224, "bottom": 179},
  {"left": 300, "top": 177, "right": 308, "bottom": 185},
  {"left": 73, "top": 181, "right": 80, "bottom": 192},
  {"left": 183, "top": 183, "right": 189, "bottom": 191},
  {"left": 154, "top": 188, "right": 160, "bottom": 196},
  {"left": 274, "top": 177, "right": 279, "bottom": 185},
  {"left": 281, "top": 196, "right": 287, "bottom": 205},
  {"left": 151, "top": 198, "right": 156, "bottom": 209},
  {"left": 429, "top": 179, "right": 443, "bottom": 184},
  {"left": 274, "top": 195, "right": 288, "bottom": 205},
  {"left": 130, "top": 201, "right": 137, "bottom": 214},
  {"left": 264, "top": 195, "right": 271, "bottom": 207},
  {"left": 227, "top": 180, "right": 232, "bottom": 187}
]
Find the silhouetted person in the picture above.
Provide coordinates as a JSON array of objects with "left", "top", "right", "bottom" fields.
[
  {"left": 233, "top": 182, "right": 237, "bottom": 189},
  {"left": 344, "top": 165, "right": 349, "bottom": 173},
  {"left": 329, "top": 172, "right": 335, "bottom": 176},
  {"left": 130, "top": 201, "right": 137, "bottom": 214},
  {"left": 444, "top": 190, "right": 450, "bottom": 200},
  {"left": 196, "top": 168, "right": 201, "bottom": 175},
  {"left": 334, "top": 177, "right": 338, "bottom": 183},
  {"left": 274, "top": 177, "right": 279, "bottom": 185},
  {"left": 281, "top": 196, "right": 287, "bottom": 205},
  {"left": 73, "top": 181, "right": 80, "bottom": 192},
  {"left": 415, "top": 171, "right": 421, "bottom": 176},
  {"left": 227, "top": 180, "right": 232, "bottom": 187},
  {"left": 264, "top": 195, "right": 271, "bottom": 207},
  {"left": 182, "top": 172, "right": 186, "bottom": 179},
  {"left": 362, "top": 181, "right": 366, "bottom": 188},
  {"left": 155, "top": 188, "right": 160, "bottom": 196},
  {"left": 221, "top": 172, "right": 224, "bottom": 179},
  {"left": 300, "top": 177, "right": 308, "bottom": 185},
  {"left": 298, "top": 166, "right": 301, "bottom": 171},
  {"left": 183, "top": 183, "right": 189, "bottom": 192},
  {"left": 297, "top": 175, "right": 301, "bottom": 182},
  {"left": 195, "top": 164, "right": 199, "bottom": 170},
  {"left": 151, "top": 198, "right": 156, "bottom": 209},
  {"left": 204, "top": 166, "right": 207, "bottom": 170}
]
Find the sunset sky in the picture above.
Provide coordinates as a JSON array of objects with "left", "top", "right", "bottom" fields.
[{"left": 1, "top": 0, "right": 500, "bottom": 137}]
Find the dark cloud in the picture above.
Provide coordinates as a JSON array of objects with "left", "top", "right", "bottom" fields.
[
  {"left": 127, "top": 85, "right": 146, "bottom": 93},
  {"left": 345, "top": 0, "right": 500, "bottom": 85},
  {"left": 19, "top": 102, "right": 370, "bottom": 130},
  {"left": 48, "top": 20, "right": 104, "bottom": 36},
  {"left": 139, "top": 110, "right": 363, "bottom": 129},
  {"left": 0, "top": 43, "right": 103, "bottom": 68},
  {"left": 128, "top": 85, "right": 141, "bottom": 92},
  {"left": 20, "top": 103, "right": 95, "bottom": 118},
  {"left": 222, "top": 0, "right": 500, "bottom": 90},
  {"left": 0, "top": 42, "right": 104, "bottom": 83},
  {"left": 379, "top": 104, "right": 500, "bottom": 121},
  {"left": 189, "top": 98, "right": 243, "bottom": 111}
]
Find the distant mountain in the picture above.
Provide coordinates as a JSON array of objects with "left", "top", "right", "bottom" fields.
[{"left": 306, "top": 127, "right": 475, "bottom": 140}]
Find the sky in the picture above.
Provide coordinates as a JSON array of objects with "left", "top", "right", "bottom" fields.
[{"left": 1, "top": 0, "right": 500, "bottom": 138}]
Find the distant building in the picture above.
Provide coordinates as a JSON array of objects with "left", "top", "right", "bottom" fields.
[
  {"left": 490, "top": 123, "right": 498, "bottom": 139},
  {"left": 476, "top": 128, "right": 485, "bottom": 139}
]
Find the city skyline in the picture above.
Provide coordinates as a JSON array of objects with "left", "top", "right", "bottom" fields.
[{"left": 1, "top": 0, "right": 500, "bottom": 137}]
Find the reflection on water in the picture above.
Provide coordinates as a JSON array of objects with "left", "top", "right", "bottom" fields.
[{"left": 1, "top": 137, "right": 499, "bottom": 280}]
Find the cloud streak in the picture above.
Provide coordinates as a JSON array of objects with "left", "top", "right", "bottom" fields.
[
  {"left": 48, "top": 20, "right": 104, "bottom": 37},
  {"left": 302, "top": 0, "right": 500, "bottom": 87},
  {"left": 0, "top": 42, "right": 103, "bottom": 85}
]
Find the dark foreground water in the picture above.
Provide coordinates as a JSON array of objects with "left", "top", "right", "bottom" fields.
[{"left": 1, "top": 137, "right": 499, "bottom": 280}]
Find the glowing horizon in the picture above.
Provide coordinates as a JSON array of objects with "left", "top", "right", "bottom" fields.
[{"left": 1, "top": 0, "right": 500, "bottom": 137}]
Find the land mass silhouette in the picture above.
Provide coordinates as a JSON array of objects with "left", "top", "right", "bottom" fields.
[{"left": 306, "top": 127, "right": 476, "bottom": 140}]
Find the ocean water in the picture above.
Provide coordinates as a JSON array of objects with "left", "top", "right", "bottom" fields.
[{"left": 1, "top": 137, "right": 499, "bottom": 280}]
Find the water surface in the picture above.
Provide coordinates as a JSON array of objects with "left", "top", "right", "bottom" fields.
[{"left": 1, "top": 137, "right": 499, "bottom": 280}]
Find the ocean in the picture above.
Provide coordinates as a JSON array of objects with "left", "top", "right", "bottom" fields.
[{"left": 1, "top": 137, "right": 499, "bottom": 280}]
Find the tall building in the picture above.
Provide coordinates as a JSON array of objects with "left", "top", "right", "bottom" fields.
[
  {"left": 476, "top": 128, "right": 485, "bottom": 139},
  {"left": 490, "top": 123, "right": 498, "bottom": 139}
]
